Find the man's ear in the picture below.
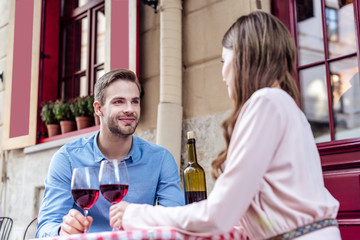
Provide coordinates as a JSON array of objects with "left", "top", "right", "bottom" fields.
[{"left": 93, "top": 101, "right": 103, "bottom": 117}]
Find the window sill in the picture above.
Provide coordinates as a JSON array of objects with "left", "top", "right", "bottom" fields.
[
  {"left": 317, "top": 138, "right": 360, "bottom": 155},
  {"left": 24, "top": 126, "right": 100, "bottom": 154},
  {"left": 318, "top": 138, "right": 360, "bottom": 170}
]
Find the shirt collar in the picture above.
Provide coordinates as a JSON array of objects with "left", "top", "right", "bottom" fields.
[
  {"left": 93, "top": 131, "right": 106, "bottom": 163},
  {"left": 93, "top": 131, "right": 140, "bottom": 164}
]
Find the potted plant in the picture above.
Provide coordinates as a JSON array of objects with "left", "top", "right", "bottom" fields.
[
  {"left": 70, "top": 96, "right": 95, "bottom": 129},
  {"left": 53, "top": 99, "right": 75, "bottom": 134},
  {"left": 40, "top": 101, "right": 60, "bottom": 137}
]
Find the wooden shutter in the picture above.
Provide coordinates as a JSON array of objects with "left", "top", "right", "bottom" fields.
[{"left": 2, "top": 0, "right": 41, "bottom": 150}]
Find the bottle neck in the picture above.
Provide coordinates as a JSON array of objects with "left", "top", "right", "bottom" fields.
[{"left": 187, "top": 138, "right": 198, "bottom": 164}]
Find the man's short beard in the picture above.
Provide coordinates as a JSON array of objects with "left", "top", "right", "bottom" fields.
[
  {"left": 108, "top": 124, "right": 137, "bottom": 138},
  {"left": 106, "top": 114, "right": 138, "bottom": 138}
]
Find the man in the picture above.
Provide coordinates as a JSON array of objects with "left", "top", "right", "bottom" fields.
[{"left": 36, "top": 69, "right": 185, "bottom": 237}]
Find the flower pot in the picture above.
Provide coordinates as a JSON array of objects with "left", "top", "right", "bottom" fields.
[
  {"left": 75, "top": 116, "right": 94, "bottom": 130},
  {"left": 46, "top": 124, "right": 60, "bottom": 137},
  {"left": 60, "top": 120, "right": 76, "bottom": 134}
]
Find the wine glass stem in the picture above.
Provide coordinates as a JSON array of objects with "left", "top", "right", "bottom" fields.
[
  {"left": 84, "top": 209, "right": 89, "bottom": 233},
  {"left": 112, "top": 202, "right": 120, "bottom": 231}
]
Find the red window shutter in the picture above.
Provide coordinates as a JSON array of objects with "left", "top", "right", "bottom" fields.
[
  {"left": 108, "top": 0, "right": 138, "bottom": 74},
  {"left": 2, "top": 0, "right": 41, "bottom": 150}
]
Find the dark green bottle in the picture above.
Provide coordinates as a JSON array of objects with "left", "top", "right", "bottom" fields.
[{"left": 183, "top": 131, "right": 207, "bottom": 204}]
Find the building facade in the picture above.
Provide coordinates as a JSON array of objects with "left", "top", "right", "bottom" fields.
[{"left": 0, "top": 0, "right": 359, "bottom": 239}]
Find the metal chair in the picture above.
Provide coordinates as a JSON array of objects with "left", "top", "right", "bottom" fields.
[
  {"left": 0, "top": 217, "right": 13, "bottom": 240},
  {"left": 23, "top": 217, "right": 38, "bottom": 240}
]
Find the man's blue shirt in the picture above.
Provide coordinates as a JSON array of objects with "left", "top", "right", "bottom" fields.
[{"left": 36, "top": 132, "right": 185, "bottom": 237}]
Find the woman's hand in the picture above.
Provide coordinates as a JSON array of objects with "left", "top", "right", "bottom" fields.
[
  {"left": 60, "top": 209, "right": 93, "bottom": 235},
  {"left": 110, "top": 201, "right": 130, "bottom": 230}
]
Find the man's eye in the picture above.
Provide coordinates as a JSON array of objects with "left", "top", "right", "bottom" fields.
[{"left": 132, "top": 100, "right": 139, "bottom": 104}]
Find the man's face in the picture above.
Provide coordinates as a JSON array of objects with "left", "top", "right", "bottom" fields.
[{"left": 101, "top": 80, "right": 141, "bottom": 137}]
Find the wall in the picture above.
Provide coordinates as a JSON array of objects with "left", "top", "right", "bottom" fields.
[
  {"left": 0, "top": 0, "right": 10, "bottom": 224},
  {"left": 137, "top": 0, "right": 270, "bottom": 130},
  {"left": 0, "top": 0, "right": 270, "bottom": 239}
]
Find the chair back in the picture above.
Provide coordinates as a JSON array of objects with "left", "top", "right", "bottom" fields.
[
  {"left": 0, "top": 217, "right": 13, "bottom": 240},
  {"left": 23, "top": 217, "right": 38, "bottom": 240}
]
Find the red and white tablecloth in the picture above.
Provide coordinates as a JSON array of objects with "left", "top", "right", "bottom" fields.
[{"left": 33, "top": 226, "right": 248, "bottom": 240}]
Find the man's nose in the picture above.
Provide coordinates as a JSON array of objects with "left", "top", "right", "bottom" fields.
[{"left": 123, "top": 101, "right": 135, "bottom": 113}]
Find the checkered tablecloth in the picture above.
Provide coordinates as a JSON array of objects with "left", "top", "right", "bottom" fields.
[{"left": 33, "top": 226, "right": 248, "bottom": 240}]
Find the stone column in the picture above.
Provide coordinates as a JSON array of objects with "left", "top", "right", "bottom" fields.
[{"left": 156, "top": 0, "right": 183, "bottom": 170}]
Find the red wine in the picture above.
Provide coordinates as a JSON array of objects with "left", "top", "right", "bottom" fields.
[
  {"left": 185, "top": 191, "right": 207, "bottom": 204},
  {"left": 71, "top": 189, "right": 99, "bottom": 209},
  {"left": 100, "top": 184, "right": 129, "bottom": 203}
]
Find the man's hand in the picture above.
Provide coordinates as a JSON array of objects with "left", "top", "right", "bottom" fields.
[
  {"left": 109, "top": 201, "right": 130, "bottom": 230},
  {"left": 59, "top": 209, "right": 93, "bottom": 236}
]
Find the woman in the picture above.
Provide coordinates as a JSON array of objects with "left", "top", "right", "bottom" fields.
[{"left": 109, "top": 11, "right": 341, "bottom": 239}]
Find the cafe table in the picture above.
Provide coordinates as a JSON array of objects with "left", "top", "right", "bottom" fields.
[{"left": 32, "top": 226, "right": 247, "bottom": 240}]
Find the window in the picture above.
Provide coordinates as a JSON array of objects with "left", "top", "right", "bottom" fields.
[
  {"left": 325, "top": 7, "right": 339, "bottom": 42},
  {"left": 296, "top": 0, "right": 314, "bottom": 22},
  {"left": 294, "top": 0, "right": 359, "bottom": 143},
  {"left": 60, "top": 0, "right": 105, "bottom": 99},
  {"left": 3, "top": 0, "right": 136, "bottom": 149},
  {"left": 36, "top": 0, "right": 105, "bottom": 142}
]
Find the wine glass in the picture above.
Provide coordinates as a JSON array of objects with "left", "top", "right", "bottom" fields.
[
  {"left": 99, "top": 160, "right": 129, "bottom": 230},
  {"left": 71, "top": 167, "right": 99, "bottom": 233}
]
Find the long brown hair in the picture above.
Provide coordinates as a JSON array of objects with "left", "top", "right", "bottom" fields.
[{"left": 211, "top": 11, "right": 300, "bottom": 179}]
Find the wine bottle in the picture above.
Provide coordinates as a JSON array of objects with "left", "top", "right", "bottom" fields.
[{"left": 183, "top": 131, "right": 207, "bottom": 204}]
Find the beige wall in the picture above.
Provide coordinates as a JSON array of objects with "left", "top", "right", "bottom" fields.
[
  {"left": 0, "top": 0, "right": 270, "bottom": 239},
  {"left": 136, "top": 2, "right": 161, "bottom": 130}
]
